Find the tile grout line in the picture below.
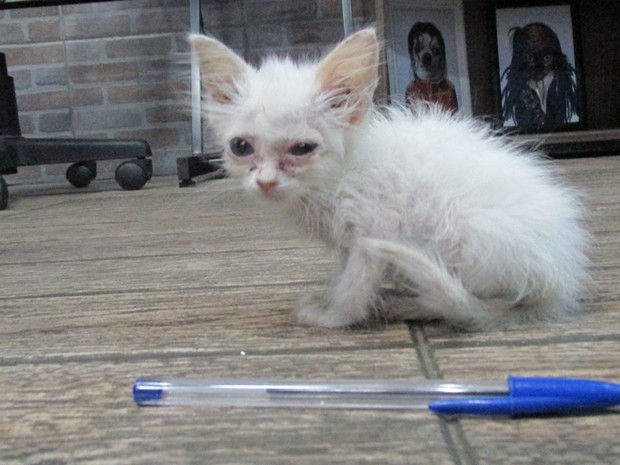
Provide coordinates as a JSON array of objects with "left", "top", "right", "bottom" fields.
[
  {"left": 429, "top": 331, "right": 620, "bottom": 349},
  {"left": 409, "top": 323, "right": 479, "bottom": 465},
  {"left": 0, "top": 245, "right": 325, "bottom": 267},
  {"left": 0, "top": 341, "right": 416, "bottom": 367},
  {"left": 0, "top": 279, "right": 327, "bottom": 301}
]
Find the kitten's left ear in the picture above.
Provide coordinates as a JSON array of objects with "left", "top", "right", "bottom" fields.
[
  {"left": 316, "top": 29, "right": 380, "bottom": 125},
  {"left": 190, "top": 34, "right": 250, "bottom": 104}
]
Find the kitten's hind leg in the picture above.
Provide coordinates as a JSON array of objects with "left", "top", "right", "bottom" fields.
[
  {"left": 380, "top": 287, "right": 440, "bottom": 322},
  {"left": 296, "top": 245, "right": 384, "bottom": 328}
]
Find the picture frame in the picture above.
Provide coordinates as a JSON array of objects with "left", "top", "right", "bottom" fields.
[
  {"left": 492, "top": 0, "right": 586, "bottom": 133},
  {"left": 383, "top": 0, "right": 472, "bottom": 115}
]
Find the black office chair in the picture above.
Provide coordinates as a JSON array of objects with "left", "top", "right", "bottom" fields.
[{"left": 0, "top": 52, "right": 153, "bottom": 210}]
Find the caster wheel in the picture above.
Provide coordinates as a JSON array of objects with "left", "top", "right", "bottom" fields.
[
  {"left": 140, "top": 157, "right": 153, "bottom": 181},
  {"left": 66, "top": 161, "right": 96, "bottom": 188},
  {"left": 115, "top": 160, "right": 147, "bottom": 190},
  {"left": 0, "top": 176, "right": 8, "bottom": 210}
]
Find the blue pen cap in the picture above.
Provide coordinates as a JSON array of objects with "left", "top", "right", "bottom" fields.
[
  {"left": 133, "top": 378, "right": 165, "bottom": 406},
  {"left": 429, "top": 376, "right": 620, "bottom": 417},
  {"left": 429, "top": 395, "right": 616, "bottom": 416},
  {"left": 509, "top": 376, "right": 620, "bottom": 404}
]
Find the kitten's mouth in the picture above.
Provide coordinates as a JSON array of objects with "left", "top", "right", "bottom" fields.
[{"left": 260, "top": 189, "right": 284, "bottom": 201}]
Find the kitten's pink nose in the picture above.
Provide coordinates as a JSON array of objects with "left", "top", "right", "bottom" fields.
[{"left": 257, "top": 179, "right": 278, "bottom": 192}]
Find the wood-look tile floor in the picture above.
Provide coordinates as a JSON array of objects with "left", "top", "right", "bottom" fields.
[{"left": 1, "top": 156, "right": 619, "bottom": 464}]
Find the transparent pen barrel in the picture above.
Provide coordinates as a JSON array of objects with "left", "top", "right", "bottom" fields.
[{"left": 134, "top": 379, "right": 508, "bottom": 410}]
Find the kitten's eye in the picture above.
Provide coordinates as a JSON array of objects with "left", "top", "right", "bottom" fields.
[
  {"left": 289, "top": 142, "right": 318, "bottom": 156},
  {"left": 229, "top": 138, "right": 254, "bottom": 157}
]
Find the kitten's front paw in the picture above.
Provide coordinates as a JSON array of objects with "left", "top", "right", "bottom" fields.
[{"left": 295, "top": 294, "right": 353, "bottom": 328}]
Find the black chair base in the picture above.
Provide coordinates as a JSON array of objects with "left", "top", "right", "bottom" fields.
[{"left": 1, "top": 52, "right": 153, "bottom": 210}]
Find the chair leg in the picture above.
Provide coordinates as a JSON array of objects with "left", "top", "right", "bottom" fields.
[
  {"left": 0, "top": 53, "right": 22, "bottom": 137},
  {"left": 0, "top": 175, "right": 8, "bottom": 210}
]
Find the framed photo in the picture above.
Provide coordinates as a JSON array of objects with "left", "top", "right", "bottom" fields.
[
  {"left": 493, "top": 0, "right": 586, "bottom": 133},
  {"left": 384, "top": 0, "right": 472, "bottom": 115}
]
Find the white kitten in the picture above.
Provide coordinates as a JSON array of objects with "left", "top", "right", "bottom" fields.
[{"left": 190, "top": 29, "right": 591, "bottom": 330}]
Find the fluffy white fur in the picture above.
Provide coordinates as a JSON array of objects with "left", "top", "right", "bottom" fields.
[{"left": 190, "top": 29, "right": 591, "bottom": 330}]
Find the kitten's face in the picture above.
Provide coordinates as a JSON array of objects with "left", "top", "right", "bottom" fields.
[
  {"left": 191, "top": 30, "right": 379, "bottom": 202},
  {"left": 211, "top": 61, "right": 332, "bottom": 202},
  {"left": 224, "top": 127, "right": 325, "bottom": 202}
]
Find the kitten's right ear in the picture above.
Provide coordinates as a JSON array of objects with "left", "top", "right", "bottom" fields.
[{"left": 189, "top": 34, "right": 249, "bottom": 104}]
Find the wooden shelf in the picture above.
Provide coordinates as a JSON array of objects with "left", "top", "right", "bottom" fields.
[{"left": 513, "top": 129, "right": 620, "bottom": 157}]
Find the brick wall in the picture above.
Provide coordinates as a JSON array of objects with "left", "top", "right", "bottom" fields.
[
  {"left": 1, "top": 0, "right": 370, "bottom": 184},
  {"left": 201, "top": 0, "right": 364, "bottom": 59},
  {"left": 1, "top": 0, "right": 191, "bottom": 182}
]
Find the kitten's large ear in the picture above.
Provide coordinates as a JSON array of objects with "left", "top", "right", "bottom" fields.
[
  {"left": 190, "top": 34, "right": 249, "bottom": 104},
  {"left": 316, "top": 29, "right": 379, "bottom": 125}
]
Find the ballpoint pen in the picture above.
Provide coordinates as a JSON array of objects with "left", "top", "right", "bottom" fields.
[{"left": 133, "top": 376, "right": 620, "bottom": 417}]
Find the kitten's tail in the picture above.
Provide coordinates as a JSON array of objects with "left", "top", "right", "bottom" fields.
[{"left": 361, "top": 238, "right": 541, "bottom": 329}]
